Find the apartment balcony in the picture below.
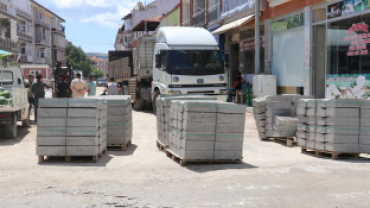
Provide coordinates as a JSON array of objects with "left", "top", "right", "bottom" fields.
[
  {"left": 0, "top": 36, "right": 18, "bottom": 52},
  {"left": 17, "top": 30, "right": 32, "bottom": 43},
  {"left": 20, "top": 54, "right": 33, "bottom": 63},
  {"left": 35, "top": 18, "right": 50, "bottom": 29},
  {"left": 52, "top": 44, "right": 65, "bottom": 51},
  {"left": 35, "top": 57, "right": 51, "bottom": 65},
  {"left": 35, "top": 39, "right": 50, "bottom": 47},
  {"left": 0, "top": 1, "right": 16, "bottom": 19},
  {"left": 14, "top": 6, "right": 32, "bottom": 21},
  {"left": 51, "top": 26, "right": 65, "bottom": 37},
  {"left": 208, "top": 3, "right": 221, "bottom": 24},
  {"left": 193, "top": 10, "right": 206, "bottom": 27}
]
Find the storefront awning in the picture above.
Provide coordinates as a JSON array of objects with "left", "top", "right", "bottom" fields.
[{"left": 212, "top": 14, "right": 254, "bottom": 35}]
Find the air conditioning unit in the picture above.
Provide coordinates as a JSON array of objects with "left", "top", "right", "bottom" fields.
[{"left": 253, "top": 75, "right": 277, "bottom": 98}]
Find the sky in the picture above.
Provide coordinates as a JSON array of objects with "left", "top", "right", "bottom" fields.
[{"left": 37, "top": 0, "right": 154, "bottom": 54}]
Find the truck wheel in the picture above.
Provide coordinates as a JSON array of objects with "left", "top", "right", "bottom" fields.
[
  {"left": 133, "top": 99, "right": 144, "bottom": 111},
  {"left": 5, "top": 113, "right": 18, "bottom": 139},
  {"left": 22, "top": 111, "right": 31, "bottom": 127},
  {"left": 152, "top": 92, "right": 160, "bottom": 114},
  {"left": 144, "top": 101, "right": 152, "bottom": 110}
]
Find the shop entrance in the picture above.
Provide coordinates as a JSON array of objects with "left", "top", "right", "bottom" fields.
[
  {"left": 229, "top": 43, "right": 240, "bottom": 88},
  {"left": 313, "top": 25, "right": 326, "bottom": 98}
]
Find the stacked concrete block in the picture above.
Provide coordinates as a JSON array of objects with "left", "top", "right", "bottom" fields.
[
  {"left": 36, "top": 98, "right": 107, "bottom": 159},
  {"left": 155, "top": 95, "right": 216, "bottom": 147},
  {"left": 253, "top": 97, "right": 266, "bottom": 139},
  {"left": 273, "top": 116, "right": 299, "bottom": 138},
  {"left": 85, "top": 96, "right": 132, "bottom": 147},
  {"left": 359, "top": 101, "right": 370, "bottom": 153},
  {"left": 168, "top": 100, "right": 245, "bottom": 161}
]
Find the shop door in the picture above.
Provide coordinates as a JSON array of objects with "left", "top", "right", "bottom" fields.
[
  {"left": 229, "top": 43, "right": 240, "bottom": 88},
  {"left": 313, "top": 25, "right": 326, "bottom": 98}
]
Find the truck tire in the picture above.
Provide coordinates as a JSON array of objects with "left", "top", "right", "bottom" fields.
[
  {"left": 144, "top": 101, "right": 152, "bottom": 110},
  {"left": 152, "top": 91, "right": 160, "bottom": 114},
  {"left": 133, "top": 99, "right": 144, "bottom": 111},
  {"left": 5, "top": 113, "right": 18, "bottom": 139},
  {"left": 22, "top": 111, "right": 31, "bottom": 127}
]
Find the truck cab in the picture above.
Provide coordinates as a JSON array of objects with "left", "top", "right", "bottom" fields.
[{"left": 151, "top": 27, "right": 228, "bottom": 110}]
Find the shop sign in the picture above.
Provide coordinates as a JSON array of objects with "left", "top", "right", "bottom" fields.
[
  {"left": 304, "top": 7, "right": 310, "bottom": 96},
  {"left": 271, "top": 12, "right": 304, "bottom": 33},
  {"left": 241, "top": 37, "right": 264, "bottom": 51},
  {"left": 327, "top": 0, "right": 370, "bottom": 19},
  {"left": 344, "top": 22, "right": 369, "bottom": 56},
  {"left": 326, "top": 74, "right": 370, "bottom": 99}
]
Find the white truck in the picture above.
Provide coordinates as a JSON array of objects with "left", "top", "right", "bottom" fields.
[
  {"left": 109, "top": 27, "right": 228, "bottom": 113},
  {"left": 0, "top": 67, "right": 30, "bottom": 138}
]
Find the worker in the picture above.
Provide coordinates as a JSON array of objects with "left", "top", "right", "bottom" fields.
[
  {"left": 70, "top": 73, "right": 87, "bottom": 98},
  {"left": 24, "top": 74, "right": 34, "bottom": 117},
  {"left": 87, "top": 75, "right": 96, "bottom": 96},
  {"left": 56, "top": 74, "right": 69, "bottom": 98},
  {"left": 63, "top": 71, "right": 69, "bottom": 81},
  {"left": 31, "top": 74, "right": 50, "bottom": 123},
  {"left": 103, "top": 77, "right": 121, "bottom": 95},
  {"left": 227, "top": 72, "right": 244, "bottom": 102}
]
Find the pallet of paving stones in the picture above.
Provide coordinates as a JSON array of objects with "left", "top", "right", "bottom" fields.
[
  {"left": 300, "top": 146, "right": 360, "bottom": 160},
  {"left": 107, "top": 139, "right": 132, "bottom": 151},
  {"left": 164, "top": 149, "right": 242, "bottom": 166},
  {"left": 156, "top": 139, "right": 167, "bottom": 152},
  {"left": 38, "top": 147, "right": 107, "bottom": 163},
  {"left": 271, "top": 137, "right": 297, "bottom": 147}
]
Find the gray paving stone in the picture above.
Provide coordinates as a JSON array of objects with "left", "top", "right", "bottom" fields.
[
  {"left": 214, "top": 151, "right": 242, "bottom": 160},
  {"left": 315, "top": 133, "right": 325, "bottom": 142},
  {"left": 39, "top": 98, "right": 69, "bottom": 108},
  {"left": 217, "top": 113, "right": 245, "bottom": 124},
  {"left": 325, "top": 143, "right": 359, "bottom": 153},
  {"left": 215, "top": 142, "right": 243, "bottom": 151},
  {"left": 271, "top": 131, "right": 295, "bottom": 137},
  {"left": 67, "top": 108, "right": 100, "bottom": 118},
  {"left": 38, "top": 118, "right": 66, "bottom": 127},
  {"left": 254, "top": 113, "right": 265, "bottom": 120},
  {"left": 327, "top": 125, "right": 359, "bottom": 135},
  {"left": 180, "top": 140, "right": 214, "bottom": 151},
  {"left": 180, "top": 150, "right": 214, "bottom": 160},
  {"left": 326, "top": 99, "right": 360, "bottom": 108},
  {"left": 326, "top": 134, "right": 359, "bottom": 144},
  {"left": 326, "top": 108, "right": 360, "bottom": 118},
  {"left": 359, "top": 135, "right": 370, "bottom": 145},
  {"left": 37, "top": 127, "right": 66, "bottom": 137},
  {"left": 66, "top": 136, "right": 100, "bottom": 146},
  {"left": 37, "top": 146, "right": 65, "bottom": 156},
  {"left": 177, "top": 131, "right": 215, "bottom": 141},
  {"left": 297, "top": 99, "right": 317, "bottom": 108},
  {"left": 217, "top": 102, "right": 246, "bottom": 114},
  {"left": 66, "top": 118, "right": 99, "bottom": 127},
  {"left": 66, "top": 145, "right": 99, "bottom": 156},
  {"left": 315, "top": 142, "right": 325, "bottom": 151},
  {"left": 183, "top": 112, "right": 217, "bottom": 122},
  {"left": 274, "top": 116, "right": 298, "bottom": 126},
  {"left": 179, "top": 121, "right": 216, "bottom": 132},
  {"left": 66, "top": 127, "right": 99, "bottom": 137},
  {"left": 326, "top": 117, "right": 359, "bottom": 126},
  {"left": 253, "top": 106, "right": 265, "bottom": 114},
  {"left": 297, "top": 138, "right": 306, "bottom": 146},
  {"left": 216, "top": 123, "right": 244, "bottom": 133},
  {"left": 253, "top": 98, "right": 266, "bottom": 107},
  {"left": 306, "top": 139, "right": 315, "bottom": 149},
  {"left": 38, "top": 108, "right": 67, "bottom": 118},
  {"left": 297, "top": 132, "right": 306, "bottom": 138},
  {"left": 37, "top": 137, "right": 66, "bottom": 146},
  {"left": 359, "top": 144, "right": 370, "bottom": 153},
  {"left": 216, "top": 133, "right": 244, "bottom": 143},
  {"left": 68, "top": 98, "right": 102, "bottom": 108},
  {"left": 273, "top": 124, "right": 297, "bottom": 132}
]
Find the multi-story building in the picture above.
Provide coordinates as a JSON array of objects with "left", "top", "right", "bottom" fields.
[
  {"left": 114, "top": 26, "right": 124, "bottom": 51},
  {"left": 89, "top": 55, "right": 108, "bottom": 75},
  {"left": 0, "top": 0, "right": 20, "bottom": 62},
  {"left": 14, "top": 0, "right": 33, "bottom": 64}
]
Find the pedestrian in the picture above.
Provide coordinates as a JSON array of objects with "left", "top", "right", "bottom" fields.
[
  {"left": 70, "top": 73, "right": 87, "bottom": 98},
  {"left": 87, "top": 75, "right": 96, "bottom": 96},
  {"left": 56, "top": 74, "right": 69, "bottom": 98},
  {"left": 31, "top": 74, "right": 50, "bottom": 123},
  {"left": 24, "top": 74, "right": 34, "bottom": 116},
  {"left": 103, "top": 77, "right": 121, "bottom": 95},
  {"left": 227, "top": 72, "right": 244, "bottom": 102}
]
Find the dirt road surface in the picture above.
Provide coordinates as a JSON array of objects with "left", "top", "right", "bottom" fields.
[{"left": 1, "top": 87, "right": 370, "bottom": 207}]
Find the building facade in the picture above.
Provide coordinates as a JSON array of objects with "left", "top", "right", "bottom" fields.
[{"left": 89, "top": 55, "right": 108, "bottom": 75}]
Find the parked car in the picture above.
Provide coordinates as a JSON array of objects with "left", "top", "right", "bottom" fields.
[{"left": 97, "top": 78, "right": 108, "bottom": 87}]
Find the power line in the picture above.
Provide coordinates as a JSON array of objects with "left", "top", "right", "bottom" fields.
[{"left": 69, "top": 39, "right": 114, "bottom": 45}]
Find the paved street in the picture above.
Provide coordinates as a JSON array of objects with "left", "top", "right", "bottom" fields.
[{"left": 0, "top": 89, "right": 370, "bottom": 207}]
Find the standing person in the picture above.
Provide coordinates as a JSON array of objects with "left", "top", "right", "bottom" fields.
[
  {"left": 227, "top": 72, "right": 244, "bottom": 102},
  {"left": 70, "top": 73, "right": 87, "bottom": 98},
  {"left": 87, "top": 75, "right": 96, "bottom": 96},
  {"left": 56, "top": 74, "right": 69, "bottom": 98},
  {"left": 24, "top": 74, "right": 34, "bottom": 116},
  {"left": 103, "top": 77, "right": 121, "bottom": 95},
  {"left": 31, "top": 74, "right": 50, "bottom": 123}
]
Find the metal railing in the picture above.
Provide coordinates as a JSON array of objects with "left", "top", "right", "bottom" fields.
[
  {"left": 20, "top": 55, "right": 32, "bottom": 63},
  {"left": 0, "top": 36, "right": 17, "bottom": 51},
  {"left": 17, "top": 30, "right": 32, "bottom": 42},
  {"left": 208, "top": 3, "right": 220, "bottom": 24},
  {"left": 35, "top": 18, "right": 50, "bottom": 28},
  {"left": 192, "top": 10, "right": 206, "bottom": 27},
  {"left": 35, "top": 57, "right": 51, "bottom": 65},
  {"left": 15, "top": 6, "right": 32, "bottom": 20},
  {"left": 53, "top": 45, "right": 65, "bottom": 51}
]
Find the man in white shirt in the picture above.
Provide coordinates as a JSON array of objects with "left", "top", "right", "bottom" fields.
[
  {"left": 70, "top": 73, "right": 88, "bottom": 98},
  {"left": 104, "top": 77, "right": 121, "bottom": 95}
]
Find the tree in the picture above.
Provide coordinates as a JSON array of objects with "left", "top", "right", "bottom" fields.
[
  {"left": 91, "top": 68, "right": 105, "bottom": 78},
  {"left": 65, "top": 43, "right": 93, "bottom": 78}
]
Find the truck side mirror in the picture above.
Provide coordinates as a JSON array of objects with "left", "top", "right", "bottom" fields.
[
  {"left": 225, "top": 53, "right": 230, "bottom": 68},
  {"left": 155, "top": 54, "right": 161, "bottom": 69}
]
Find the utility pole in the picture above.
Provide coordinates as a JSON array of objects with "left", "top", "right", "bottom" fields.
[
  {"left": 255, "top": 0, "right": 260, "bottom": 75},
  {"left": 144, "top": 0, "right": 147, "bottom": 36}
]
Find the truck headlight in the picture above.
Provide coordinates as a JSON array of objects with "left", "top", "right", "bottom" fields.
[
  {"left": 220, "top": 89, "right": 227, "bottom": 94},
  {"left": 169, "top": 91, "right": 181, "bottom": 95}
]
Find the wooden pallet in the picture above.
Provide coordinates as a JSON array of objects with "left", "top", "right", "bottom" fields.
[
  {"left": 272, "top": 137, "right": 297, "bottom": 147},
  {"left": 300, "top": 146, "right": 360, "bottom": 160},
  {"left": 156, "top": 140, "right": 167, "bottom": 152},
  {"left": 38, "top": 147, "right": 107, "bottom": 163},
  {"left": 107, "top": 139, "right": 132, "bottom": 151},
  {"left": 165, "top": 149, "right": 242, "bottom": 166}
]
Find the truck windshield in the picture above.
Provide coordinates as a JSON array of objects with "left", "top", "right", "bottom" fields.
[
  {"left": 167, "top": 50, "right": 224, "bottom": 76},
  {"left": 0, "top": 71, "right": 13, "bottom": 85}
]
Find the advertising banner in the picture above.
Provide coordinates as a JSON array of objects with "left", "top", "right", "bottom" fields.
[
  {"left": 326, "top": 74, "right": 370, "bottom": 99},
  {"left": 327, "top": 0, "right": 370, "bottom": 19}
]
